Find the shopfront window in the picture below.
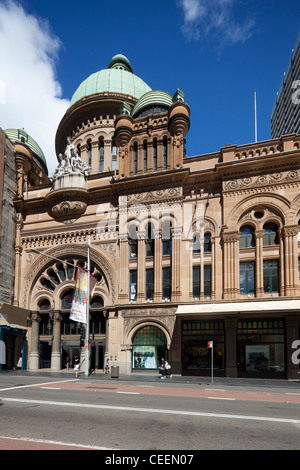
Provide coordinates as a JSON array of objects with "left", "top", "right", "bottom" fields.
[
  {"left": 132, "top": 326, "right": 167, "bottom": 369},
  {"left": 182, "top": 320, "right": 224, "bottom": 375},
  {"left": 237, "top": 319, "right": 285, "bottom": 377}
]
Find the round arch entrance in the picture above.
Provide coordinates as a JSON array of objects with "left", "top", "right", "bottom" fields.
[{"left": 132, "top": 325, "right": 167, "bottom": 370}]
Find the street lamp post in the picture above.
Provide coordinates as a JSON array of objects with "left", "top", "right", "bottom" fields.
[{"left": 84, "top": 235, "right": 91, "bottom": 377}]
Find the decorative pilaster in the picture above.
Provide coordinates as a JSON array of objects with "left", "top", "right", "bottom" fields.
[
  {"left": 50, "top": 311, "right": 62, "bottom": 370},
  {"left": 222, "top": 231, "right": 240, "bottom": 299},
  {"left": 283, "top": 225, "right": 299, "bottom": 296},
  {"left": 29, "top": 312, "right": 40, "bottom": 370}
]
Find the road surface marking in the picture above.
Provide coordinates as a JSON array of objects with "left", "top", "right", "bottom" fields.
[
  {"left": 1, "top": 397, "right": 300, "bottom": 425},
  {"left": 208, "top": 397, "right": 236, "bottom": 400},
  {"left": 0, "top": 435, "right": 118, "bottom": 450},
  {"left": 40, "top": 387, "right": 61, "bottom": 390},
  {"left": 0, "top": 379, "right": 77, "bottom": 392},
  {"left": 117, "top": 391, "right": 140, "bottom": 395}
]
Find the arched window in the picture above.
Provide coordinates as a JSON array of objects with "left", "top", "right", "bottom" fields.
[
  {"left": 38, "top": 299, "right": 51, "bottom": 310},
  {"left": 193, "top": 233, "right": 200, "bottom": 254},
  {"left": 153, "top": 139, "right": 157, "bottom": 171},
  {"left": 143, "top": 140, "right": 147, "bottom": 173},
  {"left": 146, "top": 223, "right": 154, "bottom": 258},
  {"left": 162, "top": 220, "right": 172, "bottom": 256},
  {"left": 90, "top": 296, "right": 106, "bottom": 334},
  {"left": 128, "top": 224, "right": 138, "bottom": 258},
  {"left": 163, "top": 137, "right": 167, "bottom": 170},
  {"left": 132, "top": 326, "right": 167, "bottom": 369},
  {"left": 204, "top": 233, "right": 211, "bottom": 252},
  {"left": 61, "top": 289, "right": 74, "bottom": 310},
  {"left": 133, "top": 142, "right": 138, "bottom": 175},
  {"left": 263, "top": 222, "right": 279, "bottom": 246},
  {"left": 87, "top": 140, "right": 92, "bottom": 167},
  {"left": 99, "top": 138, "right": 104, "bottom": 172},
  {"left": 240, "top": 225, "right": 255, "bottom": 248},
  {"left": 111, "top": 138, "right": 117, "bottom": 171}
]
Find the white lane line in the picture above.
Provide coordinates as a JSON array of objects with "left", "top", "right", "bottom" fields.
[
  {"left": 0, "top": 379, "right": 78, "bottom": 392},
  {"left": 0, "top": 435, "right": 118, "bottom": 450},
  {"left": 40, "top": 387, "right": 61, "bottom": 390},
  {"left": 117, "top": 392, "right": 140, "bottom": 395},
  {"left": 1, "top": 397, "right": 300, "bottom": 424},
  {"left": 208, "top": 397, "right": 236, "bottom": 401}
]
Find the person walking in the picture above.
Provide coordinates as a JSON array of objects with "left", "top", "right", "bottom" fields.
[
  {"left": 105, "top": 358, "right": 110, "bottom": 374},
  {"left": 160, "top": 357, "right": 166, "bottom": 379},
  {"left": 74, "top": 355, "right": 80, "bottom": 377}
]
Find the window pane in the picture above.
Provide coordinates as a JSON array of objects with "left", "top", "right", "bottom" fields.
[
  {"left": 240, "top": 261, "right": 255, "bottom": 294},
  {"left": 204, "top": 265, "right": 211, "bottom": 297},
  {"left": 146, "top": 269, "right": 154, "bottom": 300},
  {"left": 193, "top": 266, "right": 200, "bottom": 298},
  {"left": 130, "top": 270, "right": 137, "bottom": 301},
  {"left": 162, "top": 267, "right": 171, "bottom": 299}
]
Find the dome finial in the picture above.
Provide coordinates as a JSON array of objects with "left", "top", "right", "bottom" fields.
[{"left": 108, "top": 54, "right": 133, "bottom": 73}]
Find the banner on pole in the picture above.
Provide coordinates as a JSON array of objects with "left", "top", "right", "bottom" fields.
[
  {"left": 207, "top": 341, "right": 213, "bottom": 348},
  {"left": 69, "top": 266, "right": 97, "bottom": 324}
]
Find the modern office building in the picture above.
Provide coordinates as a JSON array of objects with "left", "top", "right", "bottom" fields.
[
  {"left": 271, "top": 32, "right": 300, "bottom": 138},
  {"left": 2, "top": 53, "right": 300, "bottom": 379}
]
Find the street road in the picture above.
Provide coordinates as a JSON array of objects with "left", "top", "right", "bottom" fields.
[{"left": 0, "top": 373, "right": 300, "bottom": 451}]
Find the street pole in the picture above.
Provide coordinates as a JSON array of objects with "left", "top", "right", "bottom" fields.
[
  {"left": 85, "top": 235, "right": 91, "bottom": 377},
  {"left": 211, "top": 342, "right": 214, "bottom": 384}
]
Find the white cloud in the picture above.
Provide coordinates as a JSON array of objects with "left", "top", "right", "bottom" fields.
[
  {"left": 177, "top": 0, "right": 255, "bottom": 47},
  {"left": 0, "top": 0, "right": 69, "bottom": 175}
]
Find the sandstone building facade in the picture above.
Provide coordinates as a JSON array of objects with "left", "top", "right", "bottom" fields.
[{"left": 2, "top": 54, "right": 300, "bottom": 378}]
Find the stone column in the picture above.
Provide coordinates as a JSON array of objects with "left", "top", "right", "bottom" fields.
[
  {"left": 91, "top": 141, "right": 99, "bottom": 174},
  {"left": 224, "top": 317, "right": 238, "bottom": 377},
  {"left": 157, "top": 138, "right": 163, "bottom": 171},
  {"left": 29, "top": 312, "right": 40, "bottom": 370},
  {"left": 13, "top": 214, "right": 23, "bottom": 306},
  {"left": 50, "top": 311, "right": 62, "bottom": 371},
  {"left": 104, "top": 139, "right": 111, "bottom": 172},
  {"left": 285, "top": 315, "right": 300, "bottom": 379}
]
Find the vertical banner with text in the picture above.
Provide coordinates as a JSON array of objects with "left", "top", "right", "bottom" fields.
[{"left": 69, "top": 266, "right": 97, "bottom": 324}]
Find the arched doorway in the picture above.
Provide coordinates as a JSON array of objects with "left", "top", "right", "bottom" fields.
[{"left": 132, "top": 325, "right": 167, "bottom": 370}]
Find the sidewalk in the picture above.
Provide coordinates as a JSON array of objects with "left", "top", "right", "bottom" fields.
[{"left": 2, "top": 368, "right": 300, "bottom": 390}]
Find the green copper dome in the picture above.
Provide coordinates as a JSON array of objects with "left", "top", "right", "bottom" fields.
[
  {"left": 4, "top": 128, "right": 48, "bottom": 175},
  {"left": 70, "top": 55, "right": 151, "bottom": 107},
  {"left": 131, "top": 90, "right": 173, "bottom": 118}
]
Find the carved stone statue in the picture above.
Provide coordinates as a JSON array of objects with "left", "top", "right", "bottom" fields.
[{"left": 52, "top": 136, "right": 90, "bottom": 181}]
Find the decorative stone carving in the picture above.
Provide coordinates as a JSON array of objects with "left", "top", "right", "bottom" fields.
[
  {"left": 46, "top": 137, "right": 90, "bottom": 223},
  {"left": 52, "top": 136, "right": 90, "bottom": 182}
]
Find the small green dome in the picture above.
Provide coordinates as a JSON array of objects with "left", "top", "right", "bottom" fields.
[
  {"left": 131, "top": 90, "right": 173, "bottom": 118},
  {"left": 70, "top": 55, "right": 151, "bottom": 107},
  {"left": 4, "top": 128, "right": 48, "bottom": 175}
]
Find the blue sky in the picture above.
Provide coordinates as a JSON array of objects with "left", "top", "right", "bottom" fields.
[{"left": 0, "top": 0, "right": 299, "bottom": 174}]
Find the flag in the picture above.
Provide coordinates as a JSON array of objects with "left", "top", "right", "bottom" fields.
[
  {"left": 207, "top": 341, "right": 213, "bottom": 348},
  {"left": 69, "top": 266, "right": 97, "bottom": 324}
]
